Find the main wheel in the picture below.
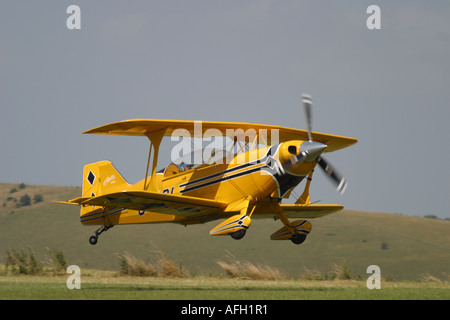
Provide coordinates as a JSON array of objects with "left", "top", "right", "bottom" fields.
[
  {"left": 89, "top": 235, "right": 98, "bottom": 245},
  {"left": 230, "top": 229, "right": 246, "bottom": 240},
  {"left": 290, "top": 233, "right": 306, "bottom": 245}
]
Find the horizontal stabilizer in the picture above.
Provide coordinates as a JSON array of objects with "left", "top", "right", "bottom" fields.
[{"left": 52, "top": 200, "right": 84, "bottom": 206}]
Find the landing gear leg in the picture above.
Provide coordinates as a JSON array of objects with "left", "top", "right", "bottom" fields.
[
  {"left": 89, "top": 225, "right": 113, "bottom": 245},
  {"left": 227, "top": 203, "right": 256, "bottom": 241}
]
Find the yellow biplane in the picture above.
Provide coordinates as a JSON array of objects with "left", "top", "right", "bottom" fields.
[{"left": 57, "top": 95, "right": 357, "bottom": 245}]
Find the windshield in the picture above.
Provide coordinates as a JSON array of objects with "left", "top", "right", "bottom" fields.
[
  {"left": 167, "top": 148, "right": 233, "bottom": 175},
  {"left": 175, "top": 148, "right": 232, "bottom": 166}
]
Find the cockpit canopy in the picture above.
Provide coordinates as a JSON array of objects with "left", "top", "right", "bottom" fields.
[{"left": 162, "top": 148, "right": 233, "bottom": 177}]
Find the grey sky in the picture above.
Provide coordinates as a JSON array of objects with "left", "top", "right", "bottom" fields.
[{"left": 1, "top": 1, "right": 449, "bottom": 218}]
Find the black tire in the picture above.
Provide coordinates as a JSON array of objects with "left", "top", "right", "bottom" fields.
[
  {"left": 230, "top": 229, "right": 246, "bottom": 240},
  {"left": 89, "top": 236, "right": 98, "bottom": 245},
  {"left": 290, "top": 233, "right": 307, "bottom": 245}
]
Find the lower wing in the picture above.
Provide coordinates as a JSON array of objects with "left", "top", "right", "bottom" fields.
[
  {"left": 253, "top": 202, "right": 343, "bottom": 219},
  {"left": 280, "top": 204, "right": 343, "bottom": 218},
  {"left": 61, "top": 190, "right": 227, "bottom": 217}
]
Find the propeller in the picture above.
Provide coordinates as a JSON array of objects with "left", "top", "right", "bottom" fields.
[
  {"left": 317, "top": 156, "right": 347, "bottom": 194},
  {"left": 301, "top": 94, "right": 348, "bottom": 194},
  {"left": 302, "top": 94, "right": 313, "bottom": 142}
]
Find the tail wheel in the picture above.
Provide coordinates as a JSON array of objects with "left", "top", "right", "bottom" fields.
[
  {"left": 89, "top": 236, "right": 98, "bottom": 245},
  {"left": 88, "top": 225, "right": 113, "bottom": 245}
]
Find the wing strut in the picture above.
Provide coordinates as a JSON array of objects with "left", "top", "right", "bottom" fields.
[
  {"left": 144, "top": 128, "right": 166, "bottom": 192},
  {"left": 143, "top": 141, "right": 153, "bottom": 190},
  {"left": 295, "top": 170, "right": 314, "bottom": 204}
]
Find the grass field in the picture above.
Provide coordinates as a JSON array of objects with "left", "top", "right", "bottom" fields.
[
  {"left": 1, "top": 182, "right": 450, "bottom": 300},
  {"left": 1, "top": 272, "right": 449, "bottom": 300}
]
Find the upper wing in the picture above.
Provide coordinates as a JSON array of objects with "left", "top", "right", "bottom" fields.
[
  {"left": 83, "top": 119, "right": 357, "bottom": 153},
  {"left": 66, "top": 191, "right": 227, "bottom": 217},
  {"left": 253, "top": 202, "right": 343, "bottom": 219}
]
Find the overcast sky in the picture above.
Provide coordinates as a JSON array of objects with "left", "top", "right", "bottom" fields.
[{"left": 1, "top": 1, "right": 449, "bottom": 218}]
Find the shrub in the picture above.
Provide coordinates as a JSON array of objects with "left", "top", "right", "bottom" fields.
[
  {"left": 3, "top": 247, "right": 71, "bottom": 276},
  {"left": 4, "top": 247, "right": 43, "bottom": 275},
  {"left": 28, "top": 248, "right": 41, "bottom": 274},
  {"left": 33, "top": 194, "right": 44, "bottom": 203},
  {"left": 332, "top": 259, "right": 353, "bottom": 280},
  {"left": 19, "top": 194, "right": 31, "bottom": 207},
  {"left": 48, "top": 248, "right": 68, "bottom": 274}
]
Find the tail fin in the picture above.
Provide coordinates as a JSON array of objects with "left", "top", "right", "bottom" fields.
[
  {"left": 79, "top": 161, "right": 130, "bottom": 224},
  {"left": 82, "top": 160, "right": 130, "bottom": 198}
]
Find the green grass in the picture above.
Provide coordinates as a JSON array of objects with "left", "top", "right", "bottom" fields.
[{"left": 1, "top": 273, "right": 449, "bottom": 300}]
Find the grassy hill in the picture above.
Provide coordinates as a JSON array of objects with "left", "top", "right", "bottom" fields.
[{"left": 1, "top": 182, "right": 449, "bottom": 281}]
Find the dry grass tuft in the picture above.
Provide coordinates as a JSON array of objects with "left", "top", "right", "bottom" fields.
[
  {"left": 117, "top": 251, "right": 187, "bottom": 278},
  {"left": 216, "top": 253, "right": 287, "bottom": 280},
  {"left": 419, "top": 273, "right": 449, "bottom": 284},
  {"left": 300, "top": 267, "right": 326, "bottom": 281},
  {"left": 332, "top": 259, "right": 353, "bottom": 280},
  {"left": 117, "top": 252, "right": 158, "bottom": 277}
]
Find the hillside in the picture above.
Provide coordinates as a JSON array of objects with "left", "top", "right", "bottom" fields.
[{"left": 1, "top": 182, "right": 449, "bottom": 281}]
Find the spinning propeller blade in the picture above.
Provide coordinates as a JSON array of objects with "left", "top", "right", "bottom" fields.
[
  {"left": 301, "top": 93, "right": 348, "bottom": 194},
  {"left": 317, "top": 156, "right": 347, "bottom": 194},
  {"left": 302, "top": 94, "right": 313, "bottom": 142}
]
